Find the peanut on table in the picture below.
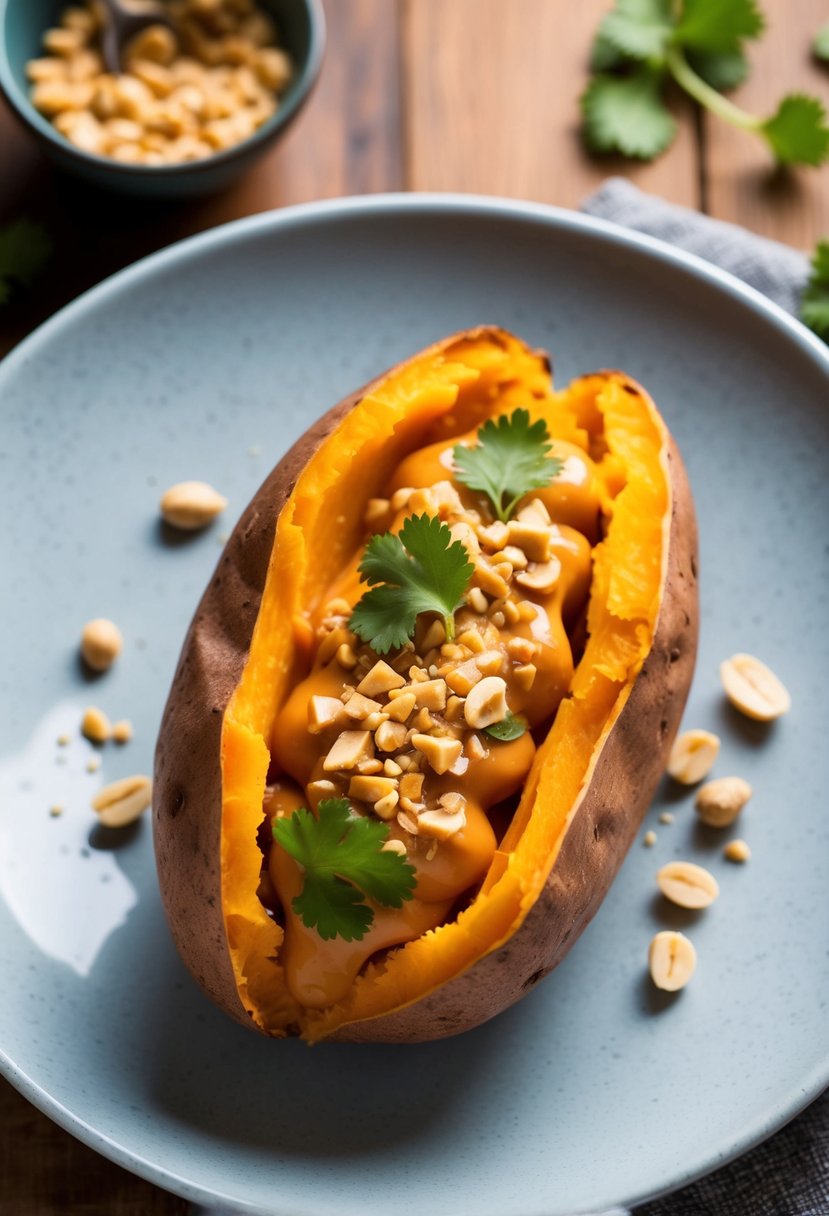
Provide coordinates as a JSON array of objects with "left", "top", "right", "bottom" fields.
[{"left": 27, "top": 0, "right": 294, "bottom": 164}]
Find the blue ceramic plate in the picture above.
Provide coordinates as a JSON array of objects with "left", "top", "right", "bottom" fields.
[{"left": 1, "top": 196, "right": 827, "bottom": 1216}]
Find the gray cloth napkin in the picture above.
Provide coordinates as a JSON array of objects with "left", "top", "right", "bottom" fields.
[{"left": 582, "top": 177, "right": 827, "bottom": 1216}]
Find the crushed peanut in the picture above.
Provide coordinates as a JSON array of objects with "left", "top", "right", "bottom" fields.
[
  {"left": 81, "top": 705, "right": 112, "bottom": 743},
  {"left": 464, "top": 676, "right": 508, "bottom": 730},
  {"left": 724, "top": 839, "right": 751, "bottom": 863},
  {"left": 695, "top": 776, "right": 752, "bottom": 828},
  {"left": 160, "top": 480, "right": 227, "bottom": 529},
  {"left": 667, "top": 729, "right": 721, "bottom": 784},
  {"left": 91, "top": 774, "right": 152, "bottom": 828},
  {"left": 80, "top": 617, "right": 123, "bottom": 671},
  {"left": 112, "top": 719, "right": 133, "bottom": 744}
]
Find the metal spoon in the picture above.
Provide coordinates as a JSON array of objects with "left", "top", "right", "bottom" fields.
[{"left": 99, "top": 0, "right": 175, "bottom": 73}]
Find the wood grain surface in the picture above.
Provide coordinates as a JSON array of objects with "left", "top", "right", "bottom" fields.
[{"left": 1, "top": 0, "right": 827, "bottom": 1211}]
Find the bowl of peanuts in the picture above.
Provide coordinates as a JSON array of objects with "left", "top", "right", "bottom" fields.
[{"left": 0, "top": 0, "right": 325, "bottom": 195}]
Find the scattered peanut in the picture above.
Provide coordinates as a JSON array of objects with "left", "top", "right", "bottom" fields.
[
  {"left": 667, "top": 729, "right": 721, "bottom": 784},
  {"left": 91, "top": 774, "right": 152, "bottom": 827},
  {"left": 80, "top": 617, "right": 123, "bottom": 671},
  {"left": 160, "top": 480, "right": 227, "bottom": 529},
  {"left": 81, "top": 705, "right": 112, "bottom": 743},
  {"left": 49, "top": 804, "right": 65, "bottom": 818},
  {"left": 648, "top": 931, "right": 697, "bottom": 992},
  {"left": 720, "top": 653, "right": 791, "bottom": 722},
  {"left": 381, "top": 838, "right": 407, "bottom": 857},
  {"left": 643, "top": 829, "right": 657, "bottom": 847},
  {"left": 724, "top": 839, "right": 751, "bottom": 863},
  {"left": 695, "top": 776, "right": 752, "bottom": 828},
  {"left": 112, "top": 719, "right": 133, "bottom": 744},
  {"left": 657, "top": 860, "right": 719, "bottom": 909}
]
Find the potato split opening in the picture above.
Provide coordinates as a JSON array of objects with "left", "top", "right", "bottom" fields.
[{"left": 210, "top": 329, "right": 674, "bottom": 1041}]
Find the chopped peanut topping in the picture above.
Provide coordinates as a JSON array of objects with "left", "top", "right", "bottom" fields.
[
  {"left": 476, "top": 650, "right": 504, "bottom": 676},
  {"left": 514, "top": 663, "right": 537, "bottom": 690},
  {"left": 448, "top": 520, "right": 480, "bottom": 557},
  {"left": 466, "top": 733, "right": 489, "bottom": 761},
  {"left": 386, "top": 691, "right": 417, "bottom": 722},
  {"left": 516, "top": 498, "right": 551, "bottom": 526},
  {"left": 307, "top": 695, "right": 349, "bottom": 734},
  {"left": 456, "top": 628, "right": 485, "bottom": 654},
  {"left": 507, "top": 520, "right": 552, "bottom": 562},
  {"left": 323, "top": 731, "right": 374, "bottom": 772},
  {"left": 357, "top": 660, "right": 405, "bottom": 697},
  {"left": 399, "top": 772, "right": 424, "bottom": 803},
  {"left": 307, "top": 779, "right": 337, "bottom": 810},
  {"left": 391, "top": 486, "right": 414, "bottom": 510},
  {"left": 375, "top": 720, "right": 408, "bottom": 752},
  {"left": 515, "top": 556, "right": 562, "bottom": 595},
  {"left": 473, "top": 558, "right": 510, "bottom": 599},
  {"left": 445, "top": 657, "right": 484, "bottom": 695},
  {"left": 466, "top": 587, "right": 489, "bottom": 614},
  {"left": 464, "top": 676, "right": 508, "bottom": 730},
  {"left": 411, "top": 678, "right": 448, "bottom": 711},
  {"left": 348, "top": 775, "right": 398, "bottom": 804},
  {"left": 411, "top": 733, "right": 463, "bottom": 775},
  {"left": 336, "top": 643, "right": 358, "bottom": 669},
  {"left": 507, "top": 636, "right": 537, "bottom": 662},
  {"left": 364, "top": 498, "right": 390, "bottom": 528},
  {"left": 477, "top": 521, "right": 510, "bottom": 550},
  {"left": 419, "top": 619, "right": 447, "bottom": 652},
  {"left": 343, "top": 691, "right": 383, "bottom": 720},
  {"left": 382, "top": 838, "right": 408, "bottom": 856},
  {"left": 384, "top": 759, "right": 403, "bottom": 777},
  {"left": 417, "top": 799, "right": 467, "bottom": 841},
  {"left": 374, "top": 790, "right": 400, "bottom": 819},
  {"left": 411, "top": 706, "right": 436, "bottom": 732}
]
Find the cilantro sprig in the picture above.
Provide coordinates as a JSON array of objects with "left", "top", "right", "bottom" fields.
[
  {"left": 453, "top": 409, "right": 563, "bottom": 523},
  {"left": 800, "top": 239, "right": 829, "bottom": 341},
  {"left": 272, "top": 798, "right": 416, "bottom": 941},
  {"left": 582, "top": 0, "right": 829, "bottom": 167},
  {"left": 0, "top": 219, "right": 51, "bottom": 307},
  {"left": 350, "top": 513, "right": 474, "bottom": 653}
]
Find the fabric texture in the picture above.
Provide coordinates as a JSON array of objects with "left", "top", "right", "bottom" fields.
[{"left": 581, "top": 177, "right": 827, "bottom": 1216}]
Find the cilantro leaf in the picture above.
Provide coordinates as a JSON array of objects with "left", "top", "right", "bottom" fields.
[
  {"left": 453, "top": 408, "right": 563, "bottom": 523},
  {"left": 0, "top": 219, "right": 52, "bottom": 306},
  {"left": 597, "top": 0, "right": 674, "bottom": 62},
  {"left": 272, "top": 798, "right": 416, "bottom": 942},
  {"left": 762, "top": 94, "right": 829, "bottom": 166},
  {"left": 675, "top": 0, "right": 764, "bottom": 54},
  {"left": 590, "top": 28, "right": 627, "bottom": 72},
  {"left": 350, "top": 513, "right": 474, "bottom": 653},
  {"left": 800, "top": 239, "right": 829, "bottom": 341},
  {"left": 581, "top": 70, "right": 677, "bottom": 160},
  {"left": 687, "top": 47, "right": 748, "bottom": 90},
  {"left": 484, "top": 712, "right": 526, "bottom": 742},
  {"left": 815, "top": 23, "right": 829, "bottom": 63}
]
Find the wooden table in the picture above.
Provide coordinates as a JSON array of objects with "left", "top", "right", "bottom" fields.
[{"left": 1, "top": 1, "right": 826, "bottom": 1209}]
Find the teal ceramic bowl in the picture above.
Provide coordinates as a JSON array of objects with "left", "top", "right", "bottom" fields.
[{"left": 0, "top": 0, "right": 325, "bottom": 197}]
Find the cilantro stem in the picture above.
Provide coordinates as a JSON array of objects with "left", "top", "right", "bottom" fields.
[
  {"left": 665, "top": 45, "right": 761, "bottom": 133},
  {"left": 444, "top": 613, "right": 456, "bottom": 642}
]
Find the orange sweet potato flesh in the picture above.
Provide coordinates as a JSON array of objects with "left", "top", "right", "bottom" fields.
[{"left": 153, "top": 327, "right": 698, "bottom": 1042}]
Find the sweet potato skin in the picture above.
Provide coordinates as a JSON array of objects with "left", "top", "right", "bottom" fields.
[{"left": 153, "top": 337, "right": 698, "bottom": 1041}]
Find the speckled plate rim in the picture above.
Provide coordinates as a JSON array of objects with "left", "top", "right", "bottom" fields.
[{"left": 1, "top": 192, "right": 827, "bottom": 1214}]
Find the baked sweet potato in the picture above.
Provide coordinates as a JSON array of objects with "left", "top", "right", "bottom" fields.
[{"left": 153, "top": 327, "right": 698, "bottom": 1042}]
